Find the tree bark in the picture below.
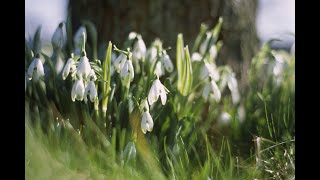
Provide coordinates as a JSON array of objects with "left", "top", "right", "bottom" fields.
[{"left": 69, "top": 0, "right": 259, "bottom": 82}]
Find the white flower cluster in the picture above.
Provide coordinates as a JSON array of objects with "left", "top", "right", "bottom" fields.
[
  {"left": 145, "top": 39, "right": 174, "bottom": 77},
  {"left": 27, "top": 57, "right": 45, "bottom": 81},
  {"left": 140, "top": 76, "right": 169, "bottom": 134},
  {"left": 62, "top": 54, "right": 98, "bottom": 103},
  {"left": 113, "top": 53, "right": 134, "bottom": 88}
]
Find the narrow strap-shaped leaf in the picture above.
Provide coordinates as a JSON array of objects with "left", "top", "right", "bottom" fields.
[
  {"left": 181, "top": 46, "right": 193, "bottom": 96},
  {"left": 102, "top": 41, "right": 112, "bottom": 113},
  {"left": 176, "top": 34, "right": 184, "bottom": 93}
]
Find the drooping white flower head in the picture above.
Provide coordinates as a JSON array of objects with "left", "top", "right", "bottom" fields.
[
  {"left": 76, "top": 55, "right": 91, "bottom": 80},
  {"left": 202, "top": 79, "right": 221, "bottom": 102},
  {"left": 199, "top": 32, "right": 212, "bottom": 55},
  {"left": 203, "top": 61, "right": 220, "bottom": 81},
  {"left": 84, "top": 81, "right": 98, "bottom": 102},
  {"left": 132, "top": 35, "right": 146, "bottom": 61},
  {"left": 161, "top": 52, "right": 173, "bottom": 72},
  {"left": 148, "top": 78, "right": 169, "bottom": 105},
  {"left": 140, "top": 98, "right": 150, "bottom": 112},
  {"left": 71, "top": 79, "right": 85, "bottom": 101},
  {"left": 51, "top": 22, "right": 65, "bottom": 49},
  {"left": 237, "top": 103, "right": 246, "bottom": 123},
  {"left": 89, "top": 69, "right": 97, "bottom": 81},
  {"left": 147, "top": 46, "right": 157, "bottom": 64},
  {"left": 209, "top": 45, "right": 217, "bottom": 60},
  {"left": 191, "top": 52, "right": 203, "bottom": 62},
  {"left": 27, "top": 58, "right": 45, "bottom": 81},
  {"left": 114, "top": 54, "right": 127, "bottom": 73},
  {"left": 121, "top": 59, "right": 134, "bottom": 83},
  {"left": 128, "top": 32, "right": 138, "bottom": 40},
  {"left": 211, "top": 79, "right": 221, "bottom": 102},
  {"left": 227, "top": 73, "right": 240, "bottom": 105},
  {"left": 141, "top": 111, "right": 154, "bottom": 134},
  {"left": 154, "top": 61, "right": 165, "bottom": 77},
  {"left": 73, "top": 26, "right": 87, "bottom": 49},
  {"left": 218, "top": 112, "right": 231, "bottom": 126},
  {"left": 62, "top": 58, "right": 76, "bottom": 80}
]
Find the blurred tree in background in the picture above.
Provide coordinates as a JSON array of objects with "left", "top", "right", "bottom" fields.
[{"left": 69, "top": 0, "right": 259, "bottom": 82}]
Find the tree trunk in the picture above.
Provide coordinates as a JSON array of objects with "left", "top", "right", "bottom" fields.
[{"left": 69, "top": 0, "right": 259, "bottom": 83}]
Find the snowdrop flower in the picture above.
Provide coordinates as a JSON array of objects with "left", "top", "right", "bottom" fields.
[
  {"left": 76, "top": 55, "right": 91, "bottom": 80},
  {"left": 202, "top": 79, "right": 221, "bottom": 102},
  {"left": 140, "top": 99, "right": 149, "bottom": 112},
  {"left": 199, "top": 32, "right": 212, "bottom": 55},
  {"left": 114, "top": 54, "right": 127, "bottom": 73},
  {"left": 209, "top": 45, "right": 217, "bottom": 60},
  {"left": 155, "top": 61, "right": 165, "bottom": 77},
  {"left": 218, "top": 112, "right": 231, "bottom": 126},
  {"left": 27, "top": 57, "right": 45, "bottom": 81},
  {"left": 62, "top": 58, "right": 76, "bottom": 80},
  {"left": 71, "top": 79, "right": 85, "bottom": 101},
  {"left": 128, "top": 32, "right": 138, "bottom": 40},
  {"left": 132, "top": 35, "right": 146, "bottom": 61},
  {"left": 121, "top": 59, "right": 134, "bottom": 86},
  {"left": 227, "top": 73, "right": 240, "bottom": 105},
  {"left": 148, "top": 78, "right": 169, "bottom": 105},
  {"left": 191, "top": 52, "right": 202, "bottom": 62},
  {"left": 161, "top": 51, "right": 173, "bottom": 72},
  {"left": 51, "top": 22, "right": 65, "bottom": 49},
  {"left": 146, "top": 46, "right": 157, "bottom": 64},
  {"left": 89, "top": 69, "right": 97, "bottom": 81},
  {"left": 203, "top": 61, "right": 220, "bottom": 81},
  {"left": 84, "top": 81, "right": 98, "bottom": 102},
  {"left": 141, "top": 111, "right": 154, "bottom": 134}
]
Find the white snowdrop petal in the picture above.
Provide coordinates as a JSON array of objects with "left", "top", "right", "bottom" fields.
[
  {"left": 204, "top": 61, "right": 219, "bottom": 81},
  {"left": 133, "top": 38, "right": 147, "bottom": 61},
  {"left": 27, "top": 60, "right": 36, "bottom": 80},
  {"left": 147, "top": 47, "right": 157, "bottom": 64},
  {"left": 141, "top": 114, "right": 148, "bottom": 134},
  {"left": 191, "top": 52, "right": 202, "bottom": 62},
  {"left": 159, "top": 88, "right": 167, "bottom": 105},
  {"left": 128, "top": 60, "right": 134, "bottom": 82},
  {"left": 114, "top": 54, "right": 126, "bottom": 73},
  {"left": 163, "top": 54, "right": 173, "bottom": 72},
  {"left": 211, "top": 80, "right": 221, "bottom": 102},
  {"left": 145, "top": 111, "right": 154, "bottom": 132},
  {"left": 209, "top": 45, "right": 217, "bottom": 59},
  {"left": 148, "top": 83, "right": 158, "bottom": 105},
  {"left": 121, "top": 61, "right": 129, "bottom": 80},
  {"left": 155, "top": 61, "right": 164, "bottom": 77},
  {"left": 62, "top": 58, "right": 74, "bottom": 80},
  {"left": 77, "top": 56, "right": 91, "bottom": 80}
]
